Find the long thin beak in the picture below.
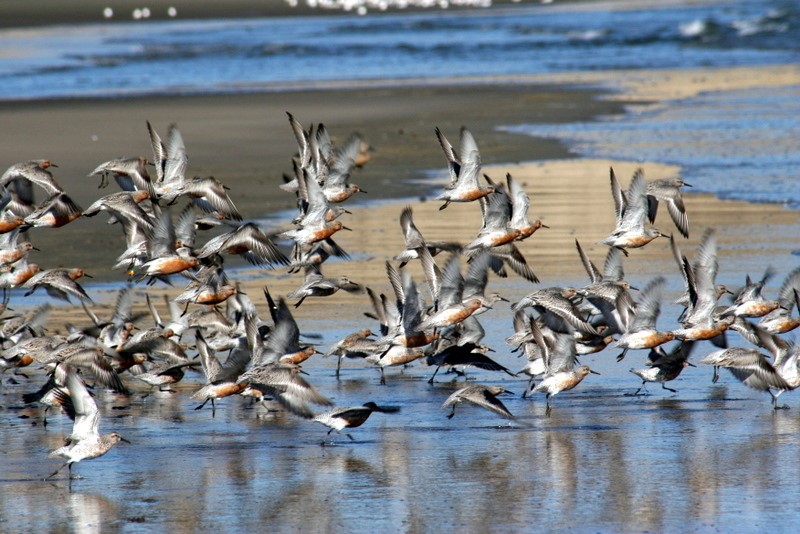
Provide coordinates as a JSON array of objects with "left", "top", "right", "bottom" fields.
[
  {"left": 359, "top": 189, "right": 368, "bottom": 194},
  {"left": 499, "top": 390, "right": 515, "bottom": 396},
  {"left": 629, "top": 285, "right": 639, "bottom": 291},
  {"left": 541, "top": 224, "right": 550, "bottom": 229},
  {"left": 120, "top": 437, "right": 131, "bottom": 444},
  {"left": 683, "top": 182, "right": 693, "bottom": 187},
  {"left": 342, "top": 226, "right": 353, "bottom": 231},
  {"left": 83, "top": 272, "right": 94, "bottom": 278},
  {"left": 50, "top": 163, "right": 59, "bottom": 168},
  {"left": 686, "top": 361, "right": 697, "bottom": 367},
  {"left": 589, "top": 369, "right": 601, "bottom": 375}
]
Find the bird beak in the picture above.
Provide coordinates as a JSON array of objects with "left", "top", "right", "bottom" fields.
[
  {"left": 342, "top": 226, "right": 353, "bottom": 231},
  {"left": 32, "top": 246, "right": 41, "bottom": 251},
  {"left": 589, "top": 369, "right": 601, "bottom": 375},
  {"left": 359, "top": 189, "right": 368, "bottom": 194},
  {"left": 541, "top": 224, "right": 550, "bottom": 229},
  {"left": 683, "top": 182, "right": 693, "bottom": 187},
  {"left": 50, "top": 163, "right": 59, "bottom": 168},
  {"left": 83, "top": 272, "right": 94, "bottom": 278},
  {"left": 629, "top": 285, "right": 639, "bottom": 291},
  {"left": 686, "top": 361, "right": 697, "bottom": 367},
  {"left": 499, "top": 390, "right": 515, "bottom": 396},
  {"left": 120, "top": 437, "right": 132, "bottom": 444}
]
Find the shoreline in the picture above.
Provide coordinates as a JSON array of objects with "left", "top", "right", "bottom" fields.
[{"left": 2, "top": 64, "right": 799, "bottom": 326}]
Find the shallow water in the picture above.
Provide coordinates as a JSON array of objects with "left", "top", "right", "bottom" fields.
[
  {"left": 3, "top": 238, "right": 800, "bottom": 532},
  {"left": 503, "top": 84, "right": 800, "bottom": 210}
]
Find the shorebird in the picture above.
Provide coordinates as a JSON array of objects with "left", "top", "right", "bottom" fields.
[
  {"left": 442, "top": 384, "right": 514, "bottom": 420},
  {"left": 434, "top": 127, "right": 495, "bottom": 210},
  {"left": 759, "top": 266, "right": 800, "bottom": 334},
  {"left": 89, "top": 156, "right": 155, "bottom": 196},
  {"left": 191, "top": 328, "right": 251, "bottom": 414},
  {"left": 628, "top": 341, "right": 696, "bottom": 395},
  {"left": 393, "top": 206, "right": 462, "bottom": 267},
  {"left": 0, "top": 229, "right": 37, "bottom": 266},
  {"left": 600, "top": 167, "right": 667, "bottom": 254},
  {"left": 672, "top": 230, "right": 733, "bottom": 343},
  {"left": 0, "top": 159, "right": 63, "bottom": 197},
  {"left": 646, "top": 176, "right": 692, "bottom": 238},
  {"left": 45, "top": 365, "right": 129, "bottom": 481},
  {"left": 173, "top": 175, "right": 243, "bottom": 221},
  {"left": 82, "top": 190, "right": 154, "bottom": 234},
  {"left": 236, "top": 362, "right": 332, "bottom": 418},
  {"left": 325, "top": 328, "right": 375, "bottom": 378},
  {"left": 574, "top": 239, "right": 633, "bottom": 334},
  {"left": 698, "top": 347, "right": 794, "bottom": 409},
  {"left": 533, "top": 365, "right": 599, "bottom": 417},
  {"left": 313, "top": 402, "right": 400, "bottom": 444},
  {"left": 22, "top": 267, "right": 93, "bottom": 303},
  {"left": 196, "top": 222, "right": 289, "bottom": 268},
  {"left": 506, "top": 173, "right": 548, "bottom": 241},
  {"left": 23, "top": 193, "right": 83, "bottom": 229},
  {"left": 721, "top": 269, "right": 779, "bottom": 319},
  {"left": 614, "top": 276, "right": 675, "bottom": 361},
  {"left": 287, "top": 266, "right": 363, "bottom": 308},
  {"left": 426, "top": 341, "right": 515, "bottom": 383},
  {"left": 512, "top": 286, "right": 597, "bottom": 336}
]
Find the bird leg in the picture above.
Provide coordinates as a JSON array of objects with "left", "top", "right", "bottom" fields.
[
  {"left": 770, "top": 390, "right": 790, "bottom": 410},
  {"left": 335, "top": 357, "right": 342, "bottom": 379},
  {"left": 346, "top": 433, "right": 355, "bottom": 441},
  {"left": 522, "top": 377, "right": 535, "bottom": 399},
  {"left": 45, "top": 461, "right": 70, "bottom": 481},
  {"left": 545, "top": 395, "right": 552, "bottom": 417},
  {"left": 379, "top": 368, "right": 386, "bottom": 385},
  {"left": 661, "top": 383, "right": 678, "bottom": 393},
  {"left": 616, "top": 348, "right": 628, "bottom": 362},
  {"left": 712, "top": 366, "right": 720, "bottom": 384},
  {"left": 446, "top": 406, "right": 456, "bottom": 419},
  {"left": 428, "top": 365, "right": 442, "bottom": 384},
  {"left": 626, "top": 382, "right": 647, "bottom": 396}
]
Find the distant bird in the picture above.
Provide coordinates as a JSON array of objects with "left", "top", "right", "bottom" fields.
[
  {"left": 441, "top": 384, "right": 514, "bottom": 420},
  {"left": 45, "top": 365, "right": 129, "bottom": 481},
  {"left": 313, "top": 402, "right": 400, "bottom": 444}
]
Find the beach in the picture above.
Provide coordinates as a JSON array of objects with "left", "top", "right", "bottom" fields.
[
  {"left": 2, "top": 64, "right": 798, "bottom": 324},
  {"left": 3, "top": 1, "right": 800, "bottom": 530}
]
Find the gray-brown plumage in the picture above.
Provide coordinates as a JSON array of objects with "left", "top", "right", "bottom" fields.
[{"left": 441, "top": 384, "right": 514, "bottom": 420}]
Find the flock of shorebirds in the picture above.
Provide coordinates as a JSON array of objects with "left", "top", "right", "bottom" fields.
[{"left": 1, "top": 112, "right": 799, "bottom": 481}]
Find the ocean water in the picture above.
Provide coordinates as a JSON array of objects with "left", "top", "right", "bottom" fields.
[
  {"left": 3, "top": 1, "right": 800, "bottom": 532},
  {"left": 503, "top": 84, "right": 800, "bottom": 209},
  {"left": 0, "top": 0, "right": 797, "bottom": 101}
]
